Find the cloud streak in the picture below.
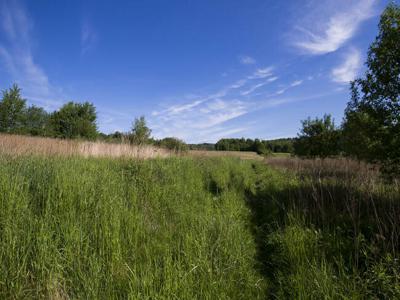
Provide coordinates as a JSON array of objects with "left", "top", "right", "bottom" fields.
[
  {"left": 331, "top": 48, "right": 361, "bottom": 83},
  {"left": 81, "top": 18, "right": 97, "bottom": 55},
  {"left": 294, "top": 0, "right": 376, "bottom": 55},
  {"left": 150, "top": 66, "right": 313, "bottom": 142},
  {"left": 0, "top": 0, "right": 64, "bottom": 109},
  {"left": 238, "top": 55, "right": 256, "bottom": 65}
]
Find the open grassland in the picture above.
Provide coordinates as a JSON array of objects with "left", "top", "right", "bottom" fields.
[
  {"left": 188, "top": 150, "right": 264, "bottom": 161},
  {"left": 0, "top": 150, "right": 399, "bottom": 298}
]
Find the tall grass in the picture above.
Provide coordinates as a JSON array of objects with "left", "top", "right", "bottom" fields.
[
  {"left": 253, "top": 157, "right": 400, "bottom": 298},
  {"left": 0, "top": 133, "right": 171, "bottom": 159},
  {"left": 0, "top": 155, "right": 265, "bottom": 299},
  {"left": 1, "top": 144, "right": 399, "bottom": 298}
]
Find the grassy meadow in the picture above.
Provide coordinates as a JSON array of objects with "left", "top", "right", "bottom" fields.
[
  {"left": 0, "top": 138, "right": 399, "bottom": 298},
  {"left": 0, "top": 154, "right": 266, "bottom": 299}
]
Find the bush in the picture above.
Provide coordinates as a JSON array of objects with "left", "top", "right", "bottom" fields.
[{"left": 158, "top": 137, "right": 188, "bottom": 153}]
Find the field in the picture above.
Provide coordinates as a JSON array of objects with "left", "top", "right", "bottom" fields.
[
  {"left": 0, "top": 136, "right": 399, "bottom": 298},
  {"left": 188, "top": 149, "right": 264, "bottom": 160}
]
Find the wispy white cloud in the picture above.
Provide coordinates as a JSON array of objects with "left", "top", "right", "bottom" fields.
[
  {"left": 331, "top": 48, "right": 361, "bottom": 83},
  {"left": 229, "top": 79, "right": 247, "bottom": 89},
  {"left": 248, "top": 67, "right": 274, "bottom": 79},
  {"left": 290, "top": 80, "right": 303, "bottom": 87},
  {"left": 238, "top": 55, "right": 256, "bottom": 65},
  {"left": 81, "top": 18, "right": 97, "bottom": 55},
  {"left": 241, "top": 82, "right": 267, "bottom": 96},
  {"left": 151, "top": 97, "right": 249, "bottom": 143},
  {"left": 241, "top": 77, "right": 278, "bottom": 96},
  {"left": 272, "top": 79, "right": 304, "bottom": 96},
  {"left": 150, "top": 65, "right": 311, "bottom": 142},
  {"left": 150, "top": 65, "right": 282, "bottom": 141},
  {"left": 0, "top": 0, "right": 64, "bottom": 109},
  {"left": 294, "top": 0, "right": 377, "bottom": 55}
]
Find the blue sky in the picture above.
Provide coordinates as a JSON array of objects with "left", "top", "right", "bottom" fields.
[{"left": 0, "top": 0, "right": 392, "bottom": 143}]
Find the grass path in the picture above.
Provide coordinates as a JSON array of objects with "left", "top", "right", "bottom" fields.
[{"left": 0, "top": 155, "right": 266, "bottom": 299}]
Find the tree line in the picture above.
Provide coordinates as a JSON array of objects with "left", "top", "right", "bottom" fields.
[
  {"left": 215, "top": 138, "right": 294, "bottom": 154},
  {"left": 0, "top": 86, "right": 188, "bottom": 152},
  {"left": 0, "top": 85, "right": 98, "bottom": 139}
]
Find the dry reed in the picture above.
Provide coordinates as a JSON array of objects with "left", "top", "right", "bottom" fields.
[{"left": 0, "top": 133, "right": 171, "bottom": 159}]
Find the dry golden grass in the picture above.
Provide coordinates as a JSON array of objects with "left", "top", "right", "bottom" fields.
[
  {"left": 188, "top": 150, "right": 264, "bottom": 161},
  {"left": 264, "top": 156, "right": 382, "bottom": 181},
  {"left": 0, "top": 134, "right": 267, "bottom": 161},
  {"left": 0, "top": 134, "right": 171, "bottom": 159}
]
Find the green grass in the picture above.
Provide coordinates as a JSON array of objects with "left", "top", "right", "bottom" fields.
[
  {"left": 0, "top": 154, "right": 399, "bottom": 299},
  {"left": 0, "top": 155, "right": 265, "bottom": 299}
]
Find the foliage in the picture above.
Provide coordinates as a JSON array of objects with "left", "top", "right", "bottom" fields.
[
  {"left": 263, "top": 138, "right": 294, "bottom": 153},
  {"left": 24, "top": 105, "right": 50, "bottom": 136},
  {"left": 50, "top": 101, "right": 98, "bottom": 139},
  {"left": 0, "top": 84, "right": 100, "bottom": 140},
  {"left": 0, "top": 84, "right": 27, "bottom": 133},
  {"left": 293, "top": 114, "right": 341, "bottom": 158},
  {"left": 342, "top": 3, "right": 400, "bottom": 176},
  {"left": 188, "top": 143, "right": 215, "bottom": 151},
  {"left": 129, "top": 116, "right": 151, "bottom": 145},
  {"left": 158, "top": 137, "right": 188, "bottom": 152},
  {"left": 215, "top": 138, "right": 293, "bottom": 154}
]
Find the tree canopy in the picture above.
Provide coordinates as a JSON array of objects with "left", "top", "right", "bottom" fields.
[
  {"left": 50, "top": 102, "right": 98, "bottom": 139},
  {"left": 342, "top": 3, "right": 400, "bottom": 174},
  {"left": 0, "top": 84, "right": 27, "bottom": 133},
  {"left": 294, "top": 114, "right": 341, "bottom": 158},
  {"left": 129, "top": 116, "right": 152, "bottom": 145}
]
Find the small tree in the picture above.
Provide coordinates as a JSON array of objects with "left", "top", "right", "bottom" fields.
[
  {"left": 294, "top": 114, "right": 341, "bottom": 158},
  {"left": 0, "top": 84, "right": 27, "bottom": 133},
  {"left": 129, "top": 116, "right": 151, "bottom": 145},
  {"left": 50, "top": 101, "right": 98, "bottom": 139}
]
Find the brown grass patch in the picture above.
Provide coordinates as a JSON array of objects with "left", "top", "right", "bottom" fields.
[
  {"left": 188, "top": 150, "right": 264, "bottom": 161},
  {"left": 0, "top": 134, "right": 171, "bottom": 159}
]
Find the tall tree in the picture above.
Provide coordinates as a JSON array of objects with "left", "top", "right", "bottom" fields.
[
  {"left": 129, "top": 116, "right": 151, "bottom": 145},
  {"left": 50, "top": 101, "right": 98, "bottom": 139},
  {"left": 0, "top": 84, "right": 27, "bottom": 133},
  {"left": 294, "top": 114, "right": 341, "bottom": 158},
  {"left": 342, "top": 4, "right": 400, "bottom": 174}
]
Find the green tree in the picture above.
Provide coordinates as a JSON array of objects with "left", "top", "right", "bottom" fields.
[
  {"left": 129, "top": 116, "right": 151, "bottom": 145},
  {"left": 294, "top": 114, "right": 341, "bottom": 158},
  {"left": 252, "top": 138, "right": 269, "bottom": 155},
  {"left": 158, "top": 137, "right": 188, "bottom": 153},
  {"left": 24, "top": 105, "right": 50, "bottom": 136},
  {"left": 0, "top": 84, "right": 27, "bottom": 133},
  {"left": 342, "top": 4, "right": 400, "bottom": 174},
  {"left": 50, "top": 101, "right": 98, "bottom": 139}
]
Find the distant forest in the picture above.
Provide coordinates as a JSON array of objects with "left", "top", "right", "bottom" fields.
[{"left": 213, "top": 138, "right": 294, "bottom": 154}]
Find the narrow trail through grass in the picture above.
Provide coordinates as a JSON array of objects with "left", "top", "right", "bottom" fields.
[
  {"left": 0, "top": 155, "right": 266, "bottom": 299},
  {"left": 0, "top": 154, "right": 399, "bottom": 298}
]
